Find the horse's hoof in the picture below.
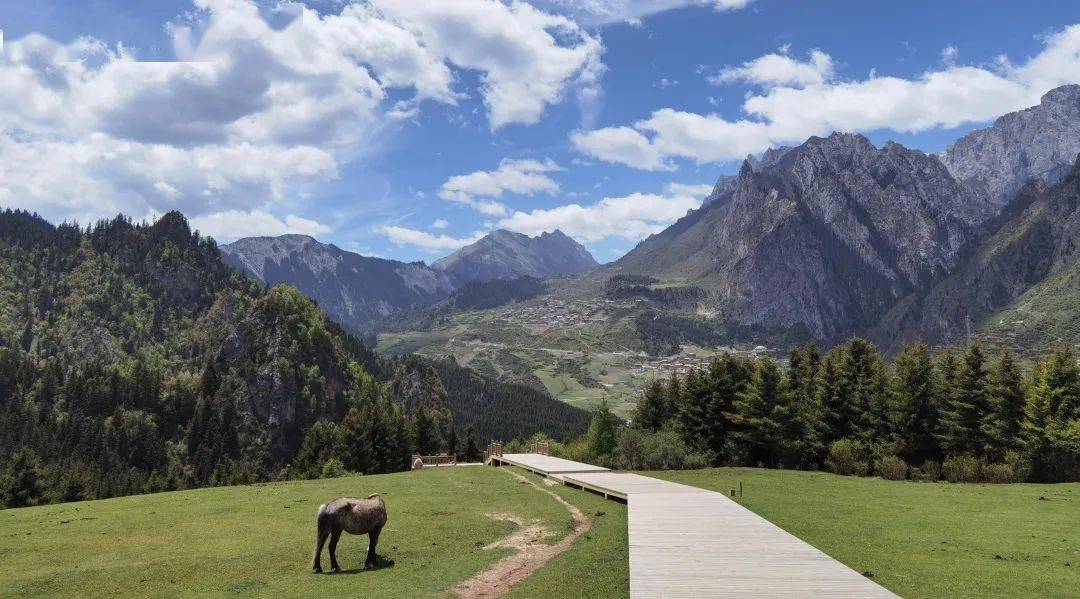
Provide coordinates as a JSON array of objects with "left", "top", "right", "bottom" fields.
[
  {"left": 312, "top": 567, "right": 322, "bottom": 574},
  {"left": 331, "top": 566, "right": 341, "bottom": 573}
]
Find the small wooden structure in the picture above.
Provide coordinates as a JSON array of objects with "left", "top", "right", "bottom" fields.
[
  {"left": 411, "top": 453, "right": 456, "bottom": 469},
  {"left": 484, "top": 441, "right": 504, "bottom": 465},
  {"left": 534, "top": 441, "right": 550, "bottom": 456}
]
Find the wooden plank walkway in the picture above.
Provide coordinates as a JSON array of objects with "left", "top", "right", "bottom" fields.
[
  {"left": 500, "top": 454, "right": 898, "bottom": 598},
  {"left": 490, "top": 453, "right": 611, "bottom": 477}
]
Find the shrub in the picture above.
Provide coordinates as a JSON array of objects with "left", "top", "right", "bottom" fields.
[
  {"left": 613, "top": 426, "right": 711, "bottom": 470},
  {"left": 320, "top": 458, "right": 347, "bottom": 479},
  {"left": 825, "top": 439, "right": 869, "bottom": 476},
  {"left": 942, "top": 454, "right": 981, "bottom": 483},
  {"left": 876, "top": 455, "right": 908, "bottom": 480},
  {"left": 1004, "top": 450, "right": 1031, "bottom": 482},
  {"left": 980, "top": 462, "right": 1017, "bottom": 484},
  {"left": 920, "top": 460, "right": 941, "bottom": 482}
]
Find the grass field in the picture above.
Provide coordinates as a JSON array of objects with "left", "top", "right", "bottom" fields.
[
  {"left": 0, "top": 466, "right": 628, "bottom": 598},
  {"left": 3, "top": 465, "right": 1077, "bottom": 598},
  {"left": 650, "top": 468, "right": 1080, "bottom": 599}
]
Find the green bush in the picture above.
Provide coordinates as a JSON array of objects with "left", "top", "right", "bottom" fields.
[
  {"left": 614, "top": 427, "right": 709, "bottom": 470},
  {"left": 320, "top": 458, "right": 347, "bottom": 479},
  {"left": 876, "top": 455, "right": 908, "bottom": 480},
  {"left": 825, "top": 439, "right": 869, "bottom": 476},
  {"left": 942, "top": 454, "right": 981, "bottom": 483},
  {"left": 980, "top": 462, "right": 1017, "bottom": 483},
  {"left": 920, "top": 460, "right": 941, "bottom": 482}
]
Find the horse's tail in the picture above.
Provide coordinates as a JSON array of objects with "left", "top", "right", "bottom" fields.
[{"left": 311, "top": 503, "right": 330, "bottom": 570}]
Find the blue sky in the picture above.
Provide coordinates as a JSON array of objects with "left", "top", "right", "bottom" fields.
[{"left": 1, "top": 0, "right": 1079, "bottom": 263}]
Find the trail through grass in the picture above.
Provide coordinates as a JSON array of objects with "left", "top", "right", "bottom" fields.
[{"left": 0, "top": 466, "right": 628, "bottom": 598}]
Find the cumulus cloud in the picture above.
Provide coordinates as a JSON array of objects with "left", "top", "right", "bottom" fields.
[
  {"left": 381, "top": 225, "right": 484, "bottom": 251},
  {"left": 712, "top": 49, "right": 834, "bottom": 88},
  {"left": 495, "top": 181, "right": 708, "bottom": 242},
  {"left": 431, "top": 218, "right": 450, "bottom": 229},
  {"left": 0, "top": 0, "right": 603, "bottom": 234},
  {"left": 190, "top": 210, "right": 331, "bottom": 241},
  {"left": 438, "top": 158, "right": 561, "bottom": 215},
  {"left": 573, "top": 25, "right": 1080, "bottom": 169}
]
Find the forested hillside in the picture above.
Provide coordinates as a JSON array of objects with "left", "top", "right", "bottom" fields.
[
  {"left": 624, "top": 340, "right": 1080, "bottom": 482},
  {"left": 0, "top": 211, "right": 588, "bottom": 508}
]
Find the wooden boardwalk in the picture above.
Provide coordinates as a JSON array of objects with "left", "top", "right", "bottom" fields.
[
  {"left": 490, "top": 453, "right": 611, "bottom": 478},
  {"left": 498, "top": 454, "right": 898, "bottom": 598}
]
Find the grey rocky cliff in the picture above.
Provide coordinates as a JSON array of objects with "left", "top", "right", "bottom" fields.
[
  {"left": 432, "top": 229, "right": 597, "bottom": 283},
  {"left": 942, "top": 84, "right": 1080, "bottom": 207},
  {"left": 617, "top": 132, "right": 992, "bottom": 342}
]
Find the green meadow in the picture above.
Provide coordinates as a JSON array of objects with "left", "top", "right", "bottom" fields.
[{"left": 2, "top": 466, "right": 1077, "bottom": 598}]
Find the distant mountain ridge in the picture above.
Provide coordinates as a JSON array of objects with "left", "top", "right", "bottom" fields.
[
  {"left": 611, "top": 85, "right": 1080, "bottom": 348},
  {"left": 432, "top": 229, "right": 597, "bottom": 283},
  {"left": 221, "top": 234, "right": 456, "bottom": 336}
]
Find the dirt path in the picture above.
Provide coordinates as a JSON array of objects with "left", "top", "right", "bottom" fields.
[{"left": 452, "top": 469, "right": 591, "bottom": 598}]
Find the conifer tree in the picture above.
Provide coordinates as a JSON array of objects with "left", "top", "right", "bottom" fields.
[
  {"left": 676, "top": 369, "right": 711, "bottom": 451},
  {"left": 727, "top": 357, "right": 798, "bottom": 467},
  {"left": 2, "top": 446, "right": 43, "bottom": 508},
  {"left": 893, "top": 342, "right": 941, "bottom": 462},
  {"left": 633, "top": 379, "right": 670, "bottom": 430},
  {"left": 939, "top": 341, "right": 991, "bottom": 456},
  {"left": 413, "top": 404, "right": 437, "bottom": 456},
  {"left": 985, "top": 347, "right": 1026, "bottom": 458},
  {"left": 587, "top": 401, "right": 618, "bottom": 460},
  {"left": 464, "top": 425, "right": 480, "bottom": 462},
  {"left": 705, "top": 352, "right": 751, "bottom": 461}
]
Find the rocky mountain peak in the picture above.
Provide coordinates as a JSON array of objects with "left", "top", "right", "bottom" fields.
[
  {"left": 432, "top": 229, "right": 597, "bottom": 283},
  {"left": 943, "top": 84, "right": 1080, "bottom": 206}
]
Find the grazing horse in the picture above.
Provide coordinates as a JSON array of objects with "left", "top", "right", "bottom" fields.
[{"left": 311, "top": 494, "right": 388, "bottom": 573}]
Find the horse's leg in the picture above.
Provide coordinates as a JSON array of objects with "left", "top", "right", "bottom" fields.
[
  {"left": 311, "top": 522, "right": 330, "bottom": 573},
  {"left": 366, "top": 526, "right": 382, "bottom": 567},
  {"left": 328, "top": 528, "right": 343, "bottom": 572}
]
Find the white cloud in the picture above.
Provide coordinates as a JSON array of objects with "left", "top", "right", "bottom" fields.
[
  {"left": 570, "top": 126, "right": 675, "bottom": 170},
  {"left": 712, "top": 49, "right": 834, "bottom": 88},
  {"left": 431, "top": 218, "right": 450, "bottom": 229},
  {"left": 382, "top": 225, "right": 484, "bottom": 251},
  {"left": 573, "top": 25, "right": 1080, "bottom": 168},
  {"left": 191, "top": 210, "right": 331, "bottom": 241},
  {"left": 376, "top": 1, "right": 603, "bottom": 129},
  {"left": 941, "top": 45, "right": 958, "bottom": 66},
  {"left": 529, "top": 0, "right": 756, "bottom": 27},
  {"left": 495, "top": 180, "right": 705, "bottom": 242},
  {"left": 0, "top": 0, "right": 603, "bottom": 229},
  {"left": 438, "top": 158, "right": 562, "bottom": 214}
]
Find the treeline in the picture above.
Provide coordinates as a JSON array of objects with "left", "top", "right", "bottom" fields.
[
  {"left": 604, "top": 275, "right": 706, "bottom": 309},
  {"left": 0, "top": 210, "right": 585, "bottom": 509},
  {"left": 448, "top": 276, "right": 546, "bottom": 310},
  {"left": 635, "top": 311, "right": 723, "bottom": 356},
  {"left": 596, "top": 339, "right": 1077, "bottom": 482}
]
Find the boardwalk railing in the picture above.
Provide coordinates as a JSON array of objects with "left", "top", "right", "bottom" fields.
[{"left": 411, "top": 453, "right": 456, "bottom": 469}]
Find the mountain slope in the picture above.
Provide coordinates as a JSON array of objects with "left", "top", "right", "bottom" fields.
[
  {"left": 221, "top": 234, "right": 456, "bottom": 335},
  {"left": 615, "top": 132, "right": 991, "bottom": 343},
  {"left": 0, "top": 211, "right": 589, "bottom": 505},
  {"left": 942, "top": 85, "right": 1080, "bottom": 207},
  {"left": 871, "top": 157, "right": 1080, "bottom": 353},
  {"left": 433, "top": 229, "right": 597, "bottom": 283}
]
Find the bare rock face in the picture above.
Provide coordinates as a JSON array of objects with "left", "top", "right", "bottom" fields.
[
  {"left": 871, "top": 158, "right": 1080, "bottom": 353},
  {"left": 221, "top": 234, "right": 456, "bottom": 335},
  {"left": 432, "top": 229, "right": 597, "bottom": 283},
  {"left": 617, "top": 133, "right": 992, "bottom": 343},
  {"left": 943, "top": 85, "right": 1080, "bottom": 207}
]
